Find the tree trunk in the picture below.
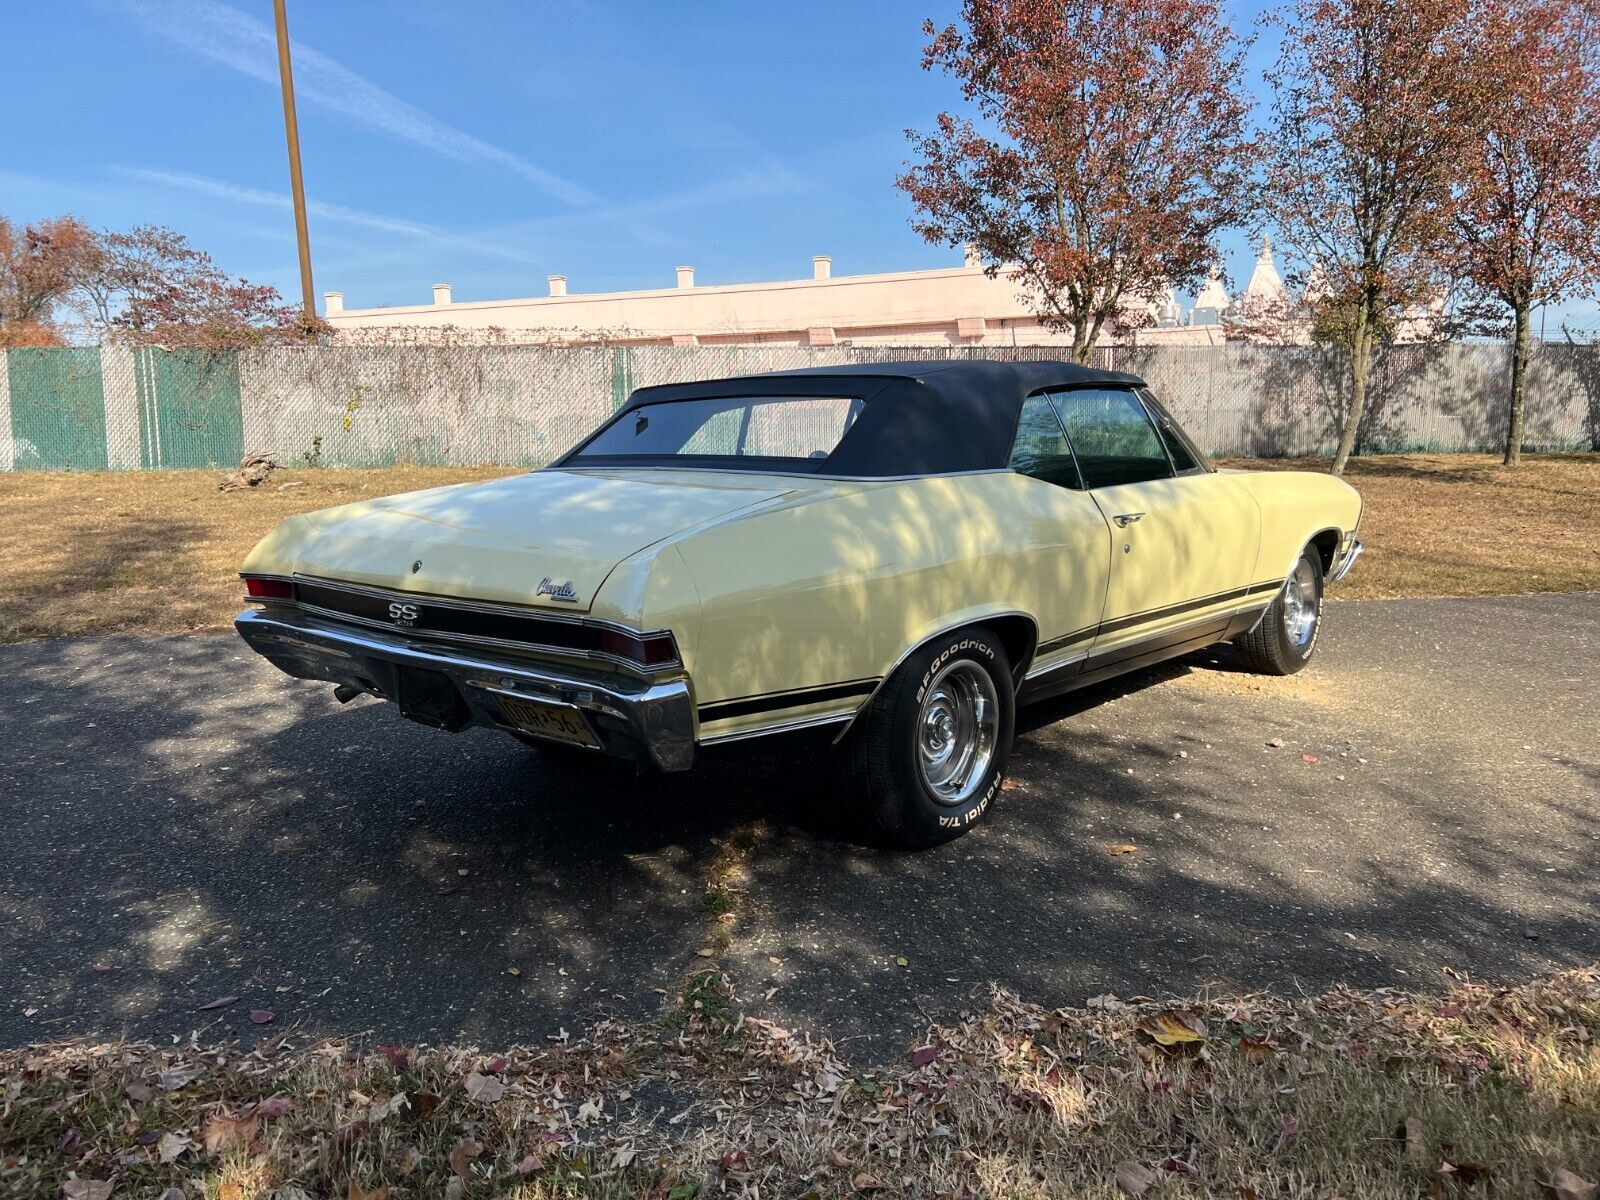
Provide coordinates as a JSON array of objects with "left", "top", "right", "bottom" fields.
[
  {"left": 1071, "top": 318, "right": 1093, "bottom": 365},
  {"left": 1330, "top": 311, "right": 1371, "bottom": 476},
  {"left": 1503, "top": 301, "right": 1531, "bottom": 467}
]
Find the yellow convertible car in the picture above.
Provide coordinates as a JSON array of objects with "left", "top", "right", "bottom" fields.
[{"left": 237, "top": 360, "right": 1362, "bottom": 847}]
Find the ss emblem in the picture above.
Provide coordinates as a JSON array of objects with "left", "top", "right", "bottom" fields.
[{"left": 387, "top": 601, "right": 419, "bottom": 624}]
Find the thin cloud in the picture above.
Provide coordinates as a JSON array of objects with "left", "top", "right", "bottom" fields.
[
  {"left": 116, "top": 167, "right": 544, "bottom": 267},
  {"left": 113, "top": 0, "right": 597, "bottom": 207}
]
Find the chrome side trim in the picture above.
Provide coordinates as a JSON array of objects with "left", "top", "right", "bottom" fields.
[
  {"left": 234, "top": 608, "right": 696, "bottom": 771},
  {"left": 1024, "top": 649, "right": 1089, "bottom": 682},
  {"left": 1326, "top": 535, "right": 1364, "bottom": 584},
  {"left": 700, "top": 710, "right": 854, "bottom": 746}
]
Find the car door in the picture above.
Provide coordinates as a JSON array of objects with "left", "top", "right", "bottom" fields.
[
  {"left": 1048, "top": 386, "right": 1262, "bottom": 665},
  {"left": 1003, "top": 394, "right": 1115, "bottom": 681}
]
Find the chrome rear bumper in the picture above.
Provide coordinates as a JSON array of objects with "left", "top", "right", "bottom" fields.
[
  {"left": 1326, "top": 534, "right": 1365, "bottom": 584},
  {"left": 235, "top": 608, "right": 695, "bottom": 771}
]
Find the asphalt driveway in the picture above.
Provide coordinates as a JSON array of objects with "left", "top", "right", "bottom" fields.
[{"left": 1, "top": 592, "right": 1595, "bottom": 1060}]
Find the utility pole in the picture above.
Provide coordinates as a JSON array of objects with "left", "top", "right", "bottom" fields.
[{"left": 273, "top": 0, "right": 316, "bottom": 323}]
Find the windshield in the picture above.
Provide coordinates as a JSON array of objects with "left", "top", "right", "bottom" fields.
[{"left": 567, "top": 394, "right": 864, "bottom": 469}]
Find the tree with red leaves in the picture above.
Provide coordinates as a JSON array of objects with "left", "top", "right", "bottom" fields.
[
  {"left": 897, "top": 0, "right": 1255, "bottom": 363},
  {"left": 1449, "top": 0, "right": 1600, "bottom": 466},
  {"left": 76, "top": 224, "right": 316, "bottom": 349},
  {"left": 1260, "top": 0, "right": 1480, "bottom": 475},
  {"left": 0, "top": 215, "right": 97, "bottom": 348}
]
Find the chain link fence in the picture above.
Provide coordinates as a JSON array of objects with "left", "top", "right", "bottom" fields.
[{"left": 2, "top": 341, "right": 1596, "bottom": 471}]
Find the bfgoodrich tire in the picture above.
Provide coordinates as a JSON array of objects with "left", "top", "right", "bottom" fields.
[
  {"left": 846, "top": 626, "right": 1015, "bottom": 849},
  {"left": 1234, "top": 548, "right": 1324, "bottom": 675}
]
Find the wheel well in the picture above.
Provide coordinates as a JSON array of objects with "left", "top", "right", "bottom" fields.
[
  {"left": 976, "top": 614, "right": 1040, "bottom": 686},
  {"left": 1309, "top": 529, "right": 1340, "bottom": 575}
]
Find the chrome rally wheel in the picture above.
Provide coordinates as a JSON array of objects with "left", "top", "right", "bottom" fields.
[
  {"left": 846, "top": 625, "right": 1016, "bottom": 849},
  {"left": 1282, "top": 555, "right": 1321, "bottom": 651},
  {"left": 917, "top": 659, "right": 1000, "bottom": 806}
]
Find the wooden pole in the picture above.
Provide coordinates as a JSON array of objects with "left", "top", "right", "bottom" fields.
[{"left": 273, "top": 0, "right": 316, "bottom": 322}]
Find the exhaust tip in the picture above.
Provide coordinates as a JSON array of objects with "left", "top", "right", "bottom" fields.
[{"left": 333, "top": 683, "right": 362, "bottom": 704}]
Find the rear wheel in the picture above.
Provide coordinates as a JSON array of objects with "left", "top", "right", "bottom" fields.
[
  {"left": 1234, "top": 549, "right": 1324, "bottom": 675},
  {"left": 846, "top": 626, "right": 1015, "bottom": 849}
]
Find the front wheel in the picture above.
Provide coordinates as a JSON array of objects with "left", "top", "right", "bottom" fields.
[
  {"left": 1234, "top": 548, "right": 1324, "bottom": 675},
  {"left": 845, "top": 626, "right": 1015, "bottom": 849}
]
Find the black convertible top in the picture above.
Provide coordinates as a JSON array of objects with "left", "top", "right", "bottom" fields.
[{"left": 563, "top": 359, "right": 1148, "bottom": 478}]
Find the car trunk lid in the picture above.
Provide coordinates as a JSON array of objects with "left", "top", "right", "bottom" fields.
[{"left": 291, "top": 468, "right": 793, "bottom": 611}]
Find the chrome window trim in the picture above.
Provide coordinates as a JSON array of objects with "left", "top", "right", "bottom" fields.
[{"left": 546, "top": 465, "right": 1014, "bottom": 484}]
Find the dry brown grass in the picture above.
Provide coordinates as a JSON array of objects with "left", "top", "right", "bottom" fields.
[
  {"left": 5, "top": 968, "right": 1597, "bottom": 1199},
  {"left": 0, "top": 465, "right": 514, "bottom": 643},
  {"left": 1221, "top": 452, "right": 1600, "bottom": 600},
  {"left": 1, "top": 454, "right": 1595, "bottom": 643}
]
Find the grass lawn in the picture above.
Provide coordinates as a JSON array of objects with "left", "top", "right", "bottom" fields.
[
  {"left": 4, "top": 968, "right": 1597, "bottom": 1199},
  {"left": 1, "top": 453, "right": 1596, "bottom": 643}
]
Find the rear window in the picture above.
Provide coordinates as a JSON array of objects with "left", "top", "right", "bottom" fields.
[{"left": 570, "top": 395, "right": 862, "bottom": 467}]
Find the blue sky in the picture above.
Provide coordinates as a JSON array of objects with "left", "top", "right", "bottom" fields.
[{"left": 5, "top": 1, "right": 1593, "bottom": 331}]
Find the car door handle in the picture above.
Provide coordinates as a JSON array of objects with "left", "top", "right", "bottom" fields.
[{"left": 1112, "top": 512, "right": 1145, "bottom": 527}]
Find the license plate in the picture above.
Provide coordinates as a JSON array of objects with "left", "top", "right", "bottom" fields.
[{"left": 495, "top": 693, "right": 601, "bottom": 749}]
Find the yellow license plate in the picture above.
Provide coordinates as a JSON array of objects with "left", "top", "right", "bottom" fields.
[{"left": 496, "top": 693, "right": 601, "bottom": 749}]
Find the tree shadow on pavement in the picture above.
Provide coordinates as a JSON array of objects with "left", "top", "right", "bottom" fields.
[{"left": 1, "top": 600, "right": 1595, "bottom": 1063}]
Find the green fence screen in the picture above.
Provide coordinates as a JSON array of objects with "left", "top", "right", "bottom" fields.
[{"left": 6, "top": 348, "right": 108, "bottom": 470}]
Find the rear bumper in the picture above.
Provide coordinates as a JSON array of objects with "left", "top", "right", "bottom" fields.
[
  {"left": 235, "top": 608, "right": 695, "bottom": 771},
  {"left": 1327, "top": 534, "right": 1365, "bottom": 584}
]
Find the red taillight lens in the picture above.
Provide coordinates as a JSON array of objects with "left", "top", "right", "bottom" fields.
[
  {"left": 598, "top": 627, "right": 679, "bottom": 668},
  {"left": 244, "top": 576, "right": 296, "bottom": 601}
]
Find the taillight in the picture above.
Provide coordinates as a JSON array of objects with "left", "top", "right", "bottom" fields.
[
  {"left": 597, "top": 627, "right": 679, "bottom": 668},
  {"left": 243, "top": 576, "right": 296, "bottom": 601}
]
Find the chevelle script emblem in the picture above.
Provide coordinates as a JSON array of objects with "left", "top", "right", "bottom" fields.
[{"left": 536, "top": 577, "right": 579, "bottom": 603}]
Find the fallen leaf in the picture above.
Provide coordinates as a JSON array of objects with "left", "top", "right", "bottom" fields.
[
  {"left": 1162, "top": 1157, "right": 1200, "bottom": 1176},
  {"left": 200, "top": 1112, "right": 258, "bottom": 1154},
  {"left": 248, "top": 1009, "right": 274, "bottom": 1025},
  {"left": 1106, "top": 843, "right": 1139, "bottom": 856},
  {"left": 156, "top": 1067, "right": 198, "bottom": 1091},
  {"left": 405, "top": 1092, "right": 441, "bottom": 1121},
  {"left": 444, "top": 1179, "right": 465, "bottom": 1200},
  {"left": 450, "top": 1138, "right": 484, "bottom": 1177},
  {"left": 375, "top": 1045, "right": 408, "bottom": 1072},
  {"left": 484, "top": 1056, "right": 508, "bottom": 1074},
  {"left": 464, "top": 1072, "right": 505, "bottom": 1103},
  {"left": 348, "top": 1183, "right": 389, "bottom": 1200},
  {"left": 124, "top": 1082, "right": 155, "bottom": 1103},
  {"left": 1138, "top": 1010, "right": 1208, "bottom": 1046},
  {"left": 61, "top": 1182, "right": 114, "bottom": 1200},
  {"left": 93, "top": 963, "right": 111, "bottom": 973},
  {"left": 695, "top": 948, "right": 716, "bottom": 958},
  {"left": 851, "top": 1174, "right": 889, "bottom": 1191},
  {"left": 1549, "top": 1169, "right": 1598, "bottom": 1200},
  {"left": 157, "top": 1131, "right": 191, "bottom": 1163},
  {"left": 910, "top": 1044, "right": 939, "bottom": 1068},
  {"left": 895, "top": 956, "right": 909, "bottom": 968},
  {"left": 394, "top": 1145, "right": 421, "bottom": 1176},
  {"left": 366, "top": 1093, "right": 408, "bottom": 1123},
  {"left": 827, "top": 1146, "right": 853, "bottom": 1169},
  {"left": 197, "top": 996, "right": 239, "bottom": 1011},
  {"left": 256, "top": 1097, "right": 293, "bottom": 1120},
  {"left": 1116, "top": 1160, "right": 1158, "bottom": 1196},
  {"left": 1302, "top": 753, "right": 1320, "bottom": 763}
]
